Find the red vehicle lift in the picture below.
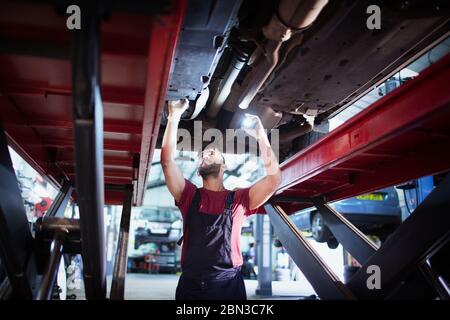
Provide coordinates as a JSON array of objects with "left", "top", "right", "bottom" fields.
[
  {"left": 267, "top": 52, "right": 450, "bottom": 299},
  {"left": 0, "top": 0, "right": 449, "bottom": 301},
  {"left": 275, "top": 51, "right": 450, "bottom": 209},
  {"left": 0, "top": 0, "right": 186, "bottom": 300}
]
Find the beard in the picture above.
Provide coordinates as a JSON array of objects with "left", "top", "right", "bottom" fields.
[{"left": 198, "top": 163, "right": 222, "bottom": 179}]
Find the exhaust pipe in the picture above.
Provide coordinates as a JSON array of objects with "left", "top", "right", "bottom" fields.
[
  {"left": 237, "top": 0, "right": 329, "bottom": 110},
  {"left": 207, "top": 45, "right": 250, "bottom": 118},
  {"left": 279, "top": 0, "right": 329, "bottom": 30}
]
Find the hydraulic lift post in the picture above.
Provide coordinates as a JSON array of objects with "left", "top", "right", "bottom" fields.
[
  {"left": 419, "top": 259, "right": 450, "bottom": 300},
  {"left": 0, "top": 124, "right": 37, "bottom": 299},
  {"left": 255, "top": 214, "right": 272, "bottom": 296},
  {"left": 34, "top": 232, "right": 65, "bottom": 300},
  {"left": 110, "top": 185, "right": 133, "bottom": 300},
  {"left": 0, "top": 277, "right": 12, "bottom": 300},
  {"left": 264, "top": 203, "right": 355, "bottom": 300},
  {"left": 312, "top": 198, "right": 378, "bottom": 265},
  {"left": 346, "top": 173, "right": 450, "bottom": 299},
  {"left": 34, "top": 217, "right": 82, "bottom": 300},
  {"left": 71, "top": 1, "right": 106, "bottom": 300}
]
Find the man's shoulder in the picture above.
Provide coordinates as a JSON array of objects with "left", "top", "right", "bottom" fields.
[
  {"left": 229, "top": 187, "right": 251, "bottom": 200},
  {"left": 184, "top": 178, "right": 198, "bottom": 189}
]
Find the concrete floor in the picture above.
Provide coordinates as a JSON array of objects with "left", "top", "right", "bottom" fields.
[
  {"left": 69, "top": 273, "right": 316, "bottom": 300},
  {"left": 124, "top": 274, "right": 318, "bottom": 300},
  {"left": 68, "top": 240, "right": 344, "bottom": 300}
]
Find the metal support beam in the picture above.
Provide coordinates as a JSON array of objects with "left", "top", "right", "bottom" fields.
[
  {"left": 110, "top": 185, "right": 133, "bottom": 300},
  {"left": 347, "top": 173, "right": 450, "bottom": 299},
  {"left": 0, "top": 277, "right": 12, "bottom": 300},
  {"left": 312, "top": 198, "right": 378, "bottom": 265},
  {"left": 255, "top": 215, "right": 272, "bottom": 296},
  {"left": 272, "top": 195, "right": 313, "bottom": 204},
  {"left": 35, "top": 233, "right": 65, "bottom": 300},
  {"left": 271, "top": 194, "right": 378, "bottom": 265},
  {"left": 71, "top": 1, "right": 106, "bottom": 300},
  {"left": 419, "top": 260, "right": 450, "bottom": 300},
  {"left": 374, "top": 268, "right": 436, "bottom": 300},
  {"left": 46, "top": 180, "right": 73, "bottom": 218},
  {"left": 264, "top": 203, "right": 354, "bottom": 300},
  {"left": 0, "top": 123, "right": 36, "bottom": 299}
]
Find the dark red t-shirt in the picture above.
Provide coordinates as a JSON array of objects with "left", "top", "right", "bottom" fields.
[{"left": 175, "top": 179, "right": 259, "bottom": 267}]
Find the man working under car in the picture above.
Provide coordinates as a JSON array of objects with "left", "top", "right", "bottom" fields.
[{"left": 161, "top": 99, "right": 281, "bottom": 300}]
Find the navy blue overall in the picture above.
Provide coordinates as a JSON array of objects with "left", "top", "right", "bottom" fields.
[{"left": 175, "top": 189, "right": 247, "bottom": 300}]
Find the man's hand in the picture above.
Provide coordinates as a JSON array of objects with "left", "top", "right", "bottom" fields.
[
  {"left": 161, "top": 99, "right": 189, "bottom": 203},
  {"left": 242, "top": 113, "right": 266, "bottom": 140},
  {"left": 168, "top": 99, "right": 189, "bottom": 120},
  {"left": 245, "top": 114, "right": 281, "bottom": 210}
]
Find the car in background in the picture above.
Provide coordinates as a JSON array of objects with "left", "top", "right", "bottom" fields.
[
  {"left": 291, "top": 187, "right": 402, "bottom": 248},
  {"left": 134, "top": 207, "right": 182, "bottom": 249},
  {"left": 131, "top": 207, "right": 182, "bottom": 273},
  {"left": 128, "top": 241, "right": 181, "bottom": 274}
]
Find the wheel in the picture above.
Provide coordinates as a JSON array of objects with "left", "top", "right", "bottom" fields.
[
  {"left": 376, "top": 225, "right": 398, "bottom": 243},
  {"left": 311, "top": 212, "right": 331, "bottom": 243},
  {"left": 326, "top": 237, "right": 339, "bottom": 249}
]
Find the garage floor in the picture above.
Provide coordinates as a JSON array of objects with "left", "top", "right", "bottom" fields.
[
  {"left": 69, "top": 274, "right": 316, "bottom": 300},
  {"left": 68, "top": 240, "right": 343, "bottom": 300}
]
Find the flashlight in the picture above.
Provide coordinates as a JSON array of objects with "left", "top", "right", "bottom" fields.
[{"left": 242, "top": 113, "right": 256, "bottom": 129}]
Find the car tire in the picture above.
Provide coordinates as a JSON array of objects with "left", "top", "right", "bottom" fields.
[
  {"left": 377, "top": 224, "right": 398, "bottom": 243},
  {"left": 311, "top": 212, "right": 331, "bottom": 243},
  {"left": 327, "top": 237, "right": 339, "bottom": 249}
]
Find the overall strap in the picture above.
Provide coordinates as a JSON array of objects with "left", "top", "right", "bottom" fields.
[
  {"left": 177, "top": 188, "right": 201, "bottom": 246},
  {"left": 223, "top": 191, "right": 235, "bottom": 216}
]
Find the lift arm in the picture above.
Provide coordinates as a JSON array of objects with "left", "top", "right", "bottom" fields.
[
  {"left": 276, "top": 52, "right": 450, "bottom": 212},
  {"left": 270, "top": 52, "right": 450, "bottom": 300}
]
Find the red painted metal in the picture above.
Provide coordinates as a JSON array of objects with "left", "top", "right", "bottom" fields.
[
  {"left": 276, "top": 52, "right": 450, "bottom": 213},
  {"left": 0, "top": 0, "right": 186, "bottom": 204},
  {"left": 3, "top": 83, "right": 146, "bottom": 106},
  {"left": 136, "top": 0, "right": 187, "bottom": 206}
]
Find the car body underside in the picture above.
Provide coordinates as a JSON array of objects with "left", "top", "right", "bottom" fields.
[{"left": 161, "top": 0, "right": 450, "bottom": 161}]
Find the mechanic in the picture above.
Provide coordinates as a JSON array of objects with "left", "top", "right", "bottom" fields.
[{"left": 161, "top": 99, "right": 281, "bottom": 300}]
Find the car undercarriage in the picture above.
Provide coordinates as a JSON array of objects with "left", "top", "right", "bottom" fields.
[{"left": 161, "top": 0, "right": 450, "bottom": 161}]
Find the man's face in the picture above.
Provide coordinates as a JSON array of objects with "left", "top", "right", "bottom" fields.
[{"left": 197, "top": 148, "right": 225, "bottom": 179}]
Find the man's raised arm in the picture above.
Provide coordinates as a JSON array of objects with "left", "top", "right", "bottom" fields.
[
  {"left": 245, "top": 115, "right": 282, "bottom": 210},
  {"left": 161, "top": 99, "right": 189, "bottom": 203}
]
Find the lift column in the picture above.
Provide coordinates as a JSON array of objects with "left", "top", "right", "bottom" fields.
[
  {"left": 255, "top": 215, "right": 273, "bottom": 296},
  {"left": 71, "top": 0, "right": 106, "bottom": 300},
  {"left": 0, "top": 124, "right": 37, "bottom": 299}
]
